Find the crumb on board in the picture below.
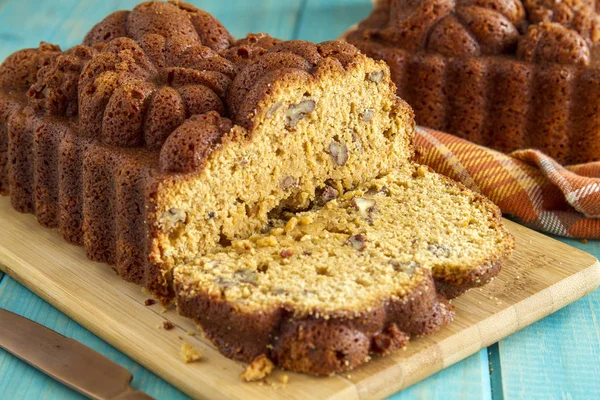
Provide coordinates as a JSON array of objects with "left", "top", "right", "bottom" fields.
[
  {"left": 181, "top": 343, "right": 203, "bottom": 363},
  {"left": 279, "top": 374, "right": 289, "bottom": 384},
  {"left": 144, "top": 299, "right": 156, "bottom": 306},
  {"left": 241, "top": 354, "right": 274, "bottom": 382},
  {"left": 186, "top": 331, "right": 197, "bottom": 336},
  {"left": 162, "top": 321, "right": 174, "bottom": 330}
]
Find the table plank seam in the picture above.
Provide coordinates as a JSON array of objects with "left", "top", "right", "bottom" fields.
[{"left": 488, "top": 343, "right": 504, "bottom": 400}]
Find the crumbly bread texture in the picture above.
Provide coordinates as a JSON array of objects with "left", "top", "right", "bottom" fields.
[
  {"left": 0, "top": 1, "right": 411, "bottom": 301},
  {"left": 241, "top": 354, "right": 275, "bottom": 381},
  {"left": 347, "top": 0, "right": 600, "bottom": 164},
  {"left": 175, "top": 165, "right": 514, "bottom": 374},
  {"left": 180, "top": 343, "right": 203, "bottom": 363},
  {"left": 152, "top": 50, "right": 412, "bottom": 298}
]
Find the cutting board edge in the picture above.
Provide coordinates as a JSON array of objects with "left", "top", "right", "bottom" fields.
[{"left": 349, "top": 258, "right": 600, "bottom": 400}]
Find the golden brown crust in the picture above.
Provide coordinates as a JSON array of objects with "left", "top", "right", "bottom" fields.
[
  {"left": 0, "top": 91, "right": 23, "bottom": 195},
  {"left": 0, "top": 42, "right": 61, "bottom": 90},
  {"left": 428, "top": 172, "right": 515, "bottom": 294},
  {"left": 83, "top": 1, "right": 234, "bottom": 51},
  {"left": 77, "top": 36, "right": 233, "bottom": 151},
  {"left": 228, "top": 39, "right": 362, "bottom": 129},
  {"left": 159, "top": 112, "right": 232, "bottom": 173},
  {"left": 176, "top": 274, "right": 453, "bottom": 375},
  {"left": 219, "top": 33, "right": 282, "bottom": 68}
]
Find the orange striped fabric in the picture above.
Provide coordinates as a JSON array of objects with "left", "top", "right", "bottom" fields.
[{"left": 415, "top": 127, "right": 600, "bottom": 239}]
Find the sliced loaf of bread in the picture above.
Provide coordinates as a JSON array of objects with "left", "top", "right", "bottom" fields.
[{"left": 175, "top": 164, "right": 514, "bottom": 374}]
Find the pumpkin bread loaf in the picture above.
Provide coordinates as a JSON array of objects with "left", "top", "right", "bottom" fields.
[
  {"left": 0, "top": 1, "right": 412, "bottom": 301},
  {"left": 0, "top": 1, "right": 515, "bottom": 375},
  {"left": 347, "top": 0, "right": 600, "bottom": 164},
  {"left": 175, "top": 165, "right": 514, "bottom": 374}
]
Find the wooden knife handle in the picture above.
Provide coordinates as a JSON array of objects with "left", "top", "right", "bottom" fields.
[{"left": 112, "top": 390, "right": 155, "bottom": 400}]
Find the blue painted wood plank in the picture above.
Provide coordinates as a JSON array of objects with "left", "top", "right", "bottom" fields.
[
  {"left": 495, "top": 290, "right": 600, "bottom": 400},
  {"left": 493, "top": 238, "right": 600, "bottom": 400},
  {"left": 390, "top": 349, "right": 492, "bottom": 400},
  {"left": 295, "top": 0, "right": 373, "bottom": 42},
  {"left": 0, "top": 276, "right": 188, "bottom": 400},
  {"left": 0, "top": 0, "right": 89, "bottom": 60},
  {"left": 195, "top": 0, "right": 304, "bottom": 40}
]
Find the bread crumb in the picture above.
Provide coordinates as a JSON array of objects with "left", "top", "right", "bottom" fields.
[
  {"left": 256, "top": 235, "right": 278, "bottom": 247},
  {"left": 285, "top": 217, "right": 298, "bottom": 232},
  {"left": 241, "top": 354, "right": 274, "bottom": 382},
  {"left": 299, "top": 216, "right": 313, "bottom": 225},
  {"left": 162, "top": 321, "right": 174, "bottom": 330},
  {"left": 181, "top": 343, "right": 202, "bottom": 363},
  {"left": 581, "top": 239, "right": 588, "bottom": 244},
  {"left": 414, "top": 164, "right": 427, "bottom": 177},
  {"left": 279, "top": 374, "right": 289, "bottom": 384},
  {"left": 144, "top": 298, "right": 156, "bottom": 306},
  {"left": 186, "top": 331, "right": 197, "bottom": 336}
]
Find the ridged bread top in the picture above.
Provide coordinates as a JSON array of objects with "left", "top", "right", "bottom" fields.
[
  {"left": 0, "top": 1, "right": 371, "bottom": 175},
  {"left": 349, "top": 0, "right": 599, "bottom": 65},
  {"left": 226, "top": 39, "right": 364, "bottom": 129}
]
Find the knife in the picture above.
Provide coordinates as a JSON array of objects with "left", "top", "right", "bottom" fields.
[{"left": 0, "top": 308, "right": 154, "bottom": 400}]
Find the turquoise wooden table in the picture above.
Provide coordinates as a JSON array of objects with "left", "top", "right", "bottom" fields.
[{"left": 0, "top": 1, "right": 599, "bottom": 399}]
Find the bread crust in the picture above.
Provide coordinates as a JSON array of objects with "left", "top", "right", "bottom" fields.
[
  {"left": 428, "top": 172, "right": 516, "bottom": 296},
  {"left": 347, "top": 0, "right": 600, "bottom": 164},
  {"left": 176, "top": 273, "right": 453, "bottom": 375}
]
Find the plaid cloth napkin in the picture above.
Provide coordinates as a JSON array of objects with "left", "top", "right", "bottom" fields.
[{"left": 414, "top": 127, "right": 600, "bottom": 239}]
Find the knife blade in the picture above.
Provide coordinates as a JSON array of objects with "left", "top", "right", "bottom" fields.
[{"left": 0, "top": 308, "right": 154, "bottom": 400}]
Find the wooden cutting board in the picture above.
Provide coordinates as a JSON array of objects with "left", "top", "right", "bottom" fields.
[{"left": 0, "top": 196, "right": 598, "bottom": 400}]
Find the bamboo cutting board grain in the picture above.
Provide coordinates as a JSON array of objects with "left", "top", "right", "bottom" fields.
[{"left": 0, "top": 196, "right": 598, "bottom": 400}]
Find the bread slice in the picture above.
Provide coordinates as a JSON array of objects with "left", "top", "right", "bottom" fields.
[
  {"left": 175, "top": 165, "right": 514, "bottom": 375},
  {"left": 0, "top": 0, "right": 412, "bottom": 302},
  {"left": 152, "top": 43, "right": 414, "bottom": 299}
]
